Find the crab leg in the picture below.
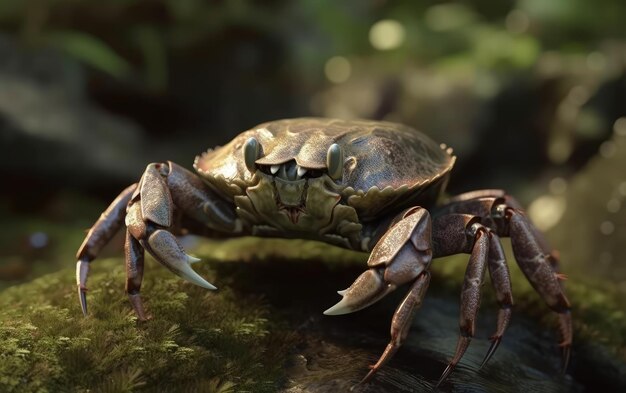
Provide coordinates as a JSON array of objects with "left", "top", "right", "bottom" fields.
[
  {"left": 360, "top": 271, "right": 430, "bottom": 384},
  {"left": 76, "top": 183, "right": 137, "bottom": 316},
  {"left": 125, "top": 230, "right": 149, "bottom": 321},
  {"left": 481, "top": 232, "right": 513, "bottom": 368},
  {"left": 508, "top": 209, "right": 572, "bottom": 372},
  {"left": 436, "top": 191, "right": 572, "bottom": 372},
  {"left": 324, "top": 207, "right": 433, "bottom": 381},
  {"left": 432, "top": 214, "right": 490, "bottom": 387}
]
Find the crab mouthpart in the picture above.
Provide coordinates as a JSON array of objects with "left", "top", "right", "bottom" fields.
[{"left": 279, "top": 204, "right": 305, "bottom": 224}]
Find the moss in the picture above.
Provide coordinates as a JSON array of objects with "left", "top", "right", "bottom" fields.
[{"left": 0, "top": 257, "right": 292, "bottom": 392}]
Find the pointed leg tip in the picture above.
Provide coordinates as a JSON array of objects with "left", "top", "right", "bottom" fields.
[
  {"left": 77, "top": 287, "right": 88, "bottom": 316},
  {"left": 358, "top": 368, "right": 378, "bottom": 385},
  {"left": 136, "top": 314, "right": 154, "bottom": 323},
  {"left": 479, "top": 337, "right": 502, "bottom": 369},
  {"left": 435, "top": 363, "right": 455, "bottom": 389}
]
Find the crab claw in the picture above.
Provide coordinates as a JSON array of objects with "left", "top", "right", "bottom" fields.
[
  {"left": 147, "top": 229, "right": 217, "bottom": 290},
  {"left": 76, "top": 258, "right": 90, "bottom": 316},
  {"left": 324, "top": 269, "right": 394, "bottom": 315}
]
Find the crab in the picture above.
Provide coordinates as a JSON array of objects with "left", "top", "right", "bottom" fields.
[{"left": 76, "top": 118, "right": 572, "bottom": 386}]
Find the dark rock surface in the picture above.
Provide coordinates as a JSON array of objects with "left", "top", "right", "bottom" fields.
[{"left": 211, "top": 256, "right": 625, "bottom": 392}]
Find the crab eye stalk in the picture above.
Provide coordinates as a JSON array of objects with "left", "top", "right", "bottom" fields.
[
  {"left": 326, "top": 143, "right": 343, "bottom": 180},
  {"left": 243, "top": 137, "right": 262, "bottom": 173}
]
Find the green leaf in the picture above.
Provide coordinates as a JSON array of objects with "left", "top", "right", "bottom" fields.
[{"left": 45, "top": 30, "right": 132, "bottom": 78}]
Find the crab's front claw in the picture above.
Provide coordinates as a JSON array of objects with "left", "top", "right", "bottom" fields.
[
  {"left": 146, "top": 229, "right": 217, "bottom": 290},
  {"left": 323, "top": 269, "right": 394, "bottom": 315}
]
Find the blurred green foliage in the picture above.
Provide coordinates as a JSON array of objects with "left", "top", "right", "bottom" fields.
[{"left": 2, "top": 0, "right": 625, "bottom": 90}]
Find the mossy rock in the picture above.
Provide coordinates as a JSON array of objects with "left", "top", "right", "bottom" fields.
[
  {"left": 1, "top": 237, "right": 626, "bottom": 392},
  {"left": 0, "top": 256, "right": 290, "bottom": 393}
]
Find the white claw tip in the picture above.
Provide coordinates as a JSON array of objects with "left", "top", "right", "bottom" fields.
[
  {"left": 337, "top": 289, "right": 348, "bottom": 296},
  {"left": 176, "top": 258, "right": 216, "bottom": 290},
  {"left": 323, "top": 297, "right": 353, "bottom": 316},
  {"left": 195, "top": 278, "right": 218, "bottom": 290},
  {"left": 297, "top": 166, "right": 307, "bottom": 178},
  {"left": 270, "top": 165, "right": 280, "bottom": 174}
]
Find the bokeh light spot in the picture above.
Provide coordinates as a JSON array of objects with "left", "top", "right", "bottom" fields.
[
  {"left": 324, "top": 56, "right": 351, "bottom": 84},
  {"left": 548, "top": 137, "right": 573, "bottom": 164},
  {"left": 549, "top": 177, "right": 567, "bottom": 194},
  {"left": 614, "top": 117, "right": 626, "bottom": 137},
  {"left": 369, "top": 19, "right": 405, "bottom": 50},
  {"left": 29, "top": 232, "right": 48, "bottom": 249},
  {"left": 619, "top": 182, "right": 626, "bottom": 196},
  {"left": 607, "top": 198, "right": 621, "bottom": 213},
  {"left": 600, "top": 220, "right": 615, "bottom": 235},
  {"left": 528, "top": 195, "right": 566, "bottom": 231},
  {"left": 599, "top": 141, "right": 616, "bottom": 158}
]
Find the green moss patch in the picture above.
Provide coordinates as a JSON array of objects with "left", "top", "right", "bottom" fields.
[{"left": 0, "top": 257, "right": 291, "bottom": 393}]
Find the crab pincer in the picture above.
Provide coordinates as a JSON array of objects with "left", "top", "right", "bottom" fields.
[{"left": 144, "top": 229, "right": 216, "bottom": 290}]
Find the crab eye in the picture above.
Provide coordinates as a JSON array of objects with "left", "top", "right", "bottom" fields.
[
  {"left": 243, "top": 137, "right": 262, "bottom": 173},
  {"left": 326, "top": 143, "right": 343, "bottom": 180}
]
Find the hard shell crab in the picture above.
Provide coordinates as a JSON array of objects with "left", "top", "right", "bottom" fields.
[{"left": 76, "top": 118, "right": 572, "bottom": 386}]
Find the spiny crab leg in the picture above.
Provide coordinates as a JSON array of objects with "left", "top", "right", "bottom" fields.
[
  {"left": 430, "top": 214, "right": 490, "bottom": 388},
  {"left": 75, "top": 183, "right": 137, "bottom": 316},
  {"left": 361, "top": 271, "right": 431, "bottom": 384},
  {"left": 507, "top": 208, "right": 573, "bottom": 373},
  {"left": 325, "top": 207, "right": 433, "bottom": 382},
  {"left": 435, "top": 227, "right": 488, "bottom": 388},
  {"left": 125, "top": 229, "right": 149, "bottom": 320}
]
